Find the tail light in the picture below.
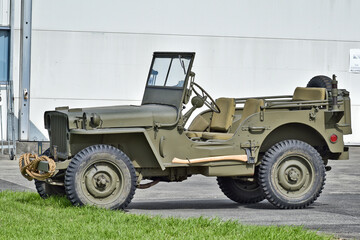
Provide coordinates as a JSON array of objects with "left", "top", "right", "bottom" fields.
[{"left": 330, "top": 134, "right": 338, "bottom": 143}]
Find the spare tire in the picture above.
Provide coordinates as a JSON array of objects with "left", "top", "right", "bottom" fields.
[{"left": 306, "top": 75, "right": 332, "bottom": 90}]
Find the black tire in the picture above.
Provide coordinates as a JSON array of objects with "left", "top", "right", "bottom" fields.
[
  {"left": 259, "top": 140, "right": 326, "bottom": 209},
  {"left": 41, "top": 148, "right": 51, "bottom": 157},
  {"left": 217, "top": 176, "right": 265, "bottom": 204},
  {"left": 34, "top": 148, "right": 66, "bottom": 199},
  {"left": 34, "top": 179, "right": 66, "bottom": 199},
  {"left": 306, "top": 75, "right": 332, "bottom": 90},
  {"left": 64, "top": 144, "right": 136, "bottom": 210}
]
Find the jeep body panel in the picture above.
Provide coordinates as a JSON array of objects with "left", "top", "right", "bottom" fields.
[{"left": 46, "top": 104, "right": 177, "bottom": 130}]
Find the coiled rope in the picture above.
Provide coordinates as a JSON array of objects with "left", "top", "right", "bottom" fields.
[{"left": 19, "top": 153, "right": 56, "bottom": 181}]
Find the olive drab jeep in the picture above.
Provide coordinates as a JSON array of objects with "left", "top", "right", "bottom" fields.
[{"left": 25, "top": 52, "right": 352, "bottom": 209}]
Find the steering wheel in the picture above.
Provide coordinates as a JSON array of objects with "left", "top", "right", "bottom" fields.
[{"left": 191, "top": 82, "right": 220, "bottom": 113}]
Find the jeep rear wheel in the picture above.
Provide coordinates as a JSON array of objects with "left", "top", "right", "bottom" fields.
[
  {"left": 217, "top": 176, "right": 265, "bottom": 204},
  {"left": 65, "top": 145, "right": 136, "bottom": 210},
  {"left": 259, "top": 140, "right": 325, "bottom": 209}
]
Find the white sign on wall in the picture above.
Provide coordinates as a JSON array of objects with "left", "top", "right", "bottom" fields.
[{"left": 349, "top": 49, "right": 360, "bottom": 73}]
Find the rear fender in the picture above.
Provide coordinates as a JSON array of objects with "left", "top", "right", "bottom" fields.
[{"left": 259, "top": 123, "right": 340, "bottom": 159}]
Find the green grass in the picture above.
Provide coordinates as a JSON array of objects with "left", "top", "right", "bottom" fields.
[{"left": 0, "top": 191, "right": 334, "bottom": 240}]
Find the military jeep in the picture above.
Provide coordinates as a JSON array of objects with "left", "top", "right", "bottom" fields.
[{"left": 34, "top": 52, "right": 351, "bottom": 209}]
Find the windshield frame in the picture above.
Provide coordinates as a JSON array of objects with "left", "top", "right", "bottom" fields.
[
  {"left": 142, "top": 52, "right": 195, "bottom": 110},
  {"left": 145, "top": 52, "right": 194, "bottom": 90}
]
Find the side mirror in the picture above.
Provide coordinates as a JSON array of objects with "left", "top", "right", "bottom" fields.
[
  {"left": 191, "top": 96, "right": 204, "bottom": 108},
  {"left": 182, "top": 96, "right": 204, "bottom": 125}
]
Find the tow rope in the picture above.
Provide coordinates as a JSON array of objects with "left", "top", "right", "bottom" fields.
[{"left": 19, "top": 153, "right": 56, "bottom": 181}]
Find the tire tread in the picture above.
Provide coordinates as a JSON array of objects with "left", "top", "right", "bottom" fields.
[
  {"left": 259, "top": 140, "right": 326, "bottom": 209},
  {"left": 64, "top": 144, "right": 136, "bottom": 210}
]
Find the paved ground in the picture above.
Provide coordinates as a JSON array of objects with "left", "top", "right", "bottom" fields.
[{"left": 1, "top": 148, "right": 359, "bottom": 239}]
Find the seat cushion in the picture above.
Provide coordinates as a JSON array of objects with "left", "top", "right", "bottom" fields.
[
  {"left": 185, "top": 131, "right": 204, "bottom": 138},
  {"left": 188, "top": 115, "right": 209, "bottom": 132},
  {"left": 238, "top": 99, "right": 265, "bottom": 123},
  {"left": 202, "top": 132, "right": 233, "bottom": 140},
  {"left": 293, "top": 87, "right": 326, "bottom": 101},
  {"left": 210, "top": 98, "right": 236, "bottom": 132}
]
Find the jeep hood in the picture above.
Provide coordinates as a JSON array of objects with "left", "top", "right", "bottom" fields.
[{"left": 46, "top": 104, "right": 178, "bottom": 130}]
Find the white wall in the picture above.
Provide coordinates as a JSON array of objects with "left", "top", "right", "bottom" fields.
[
  {"left": 0, "top": 0, "right": 10, "bottom": 26},
  {"left": 30, "top": 0, "right": 360, "bottom": 42},
  {"left": 11, "top": 0, "right": 360, "bottom": 143}
]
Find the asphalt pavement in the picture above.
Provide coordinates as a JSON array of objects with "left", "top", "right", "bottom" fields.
[{"left": 1, "top": 148, "right": 359, "bottom": 239}]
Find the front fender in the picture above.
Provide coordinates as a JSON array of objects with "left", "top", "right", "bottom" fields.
[{"left": 69, "top": 128, "right": 165, "bottom": 170}]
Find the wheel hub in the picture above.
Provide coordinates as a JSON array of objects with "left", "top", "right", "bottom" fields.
[
  {"left": 276, "top": 157, "right": 314, "bottom": 196},
  {"left": 287, "top": 168, "right": 300, "bottom": 182},
  {"left": 83, "top": 163, "right": 123, "bottom": 199},
  {"left": 95, "top": 174, "right": 108, "bottom": 188}
]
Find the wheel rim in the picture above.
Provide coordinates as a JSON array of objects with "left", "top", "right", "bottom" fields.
[
  {"left": 81, "top": 160, "right": 124, "bottom": 205},
  {"left": 273, "top": 154, "right": 314, "bottom": 198},
  {"left": 234, "top": 179, "right": 260, "bottom": 192}
]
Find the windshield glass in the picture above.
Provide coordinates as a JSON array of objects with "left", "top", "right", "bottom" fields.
[{"left": 148, "top": 55, "right": 191, "bottom": 88}]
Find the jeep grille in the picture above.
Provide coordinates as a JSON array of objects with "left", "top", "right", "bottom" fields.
[{"left": 49, "top": 113, "right": 69, "bottom": 159}]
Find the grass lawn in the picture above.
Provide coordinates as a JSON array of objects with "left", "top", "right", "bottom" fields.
[{"left": 0, "top": 191, "right": 334, "bottom": 240}]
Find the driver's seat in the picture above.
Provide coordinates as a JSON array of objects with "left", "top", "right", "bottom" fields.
[
  {"left": 186, "top": 98, "right": 235, "bottom": 139},
  {"left": 209, "top": 98, "right": 236, "bottom": 132}
]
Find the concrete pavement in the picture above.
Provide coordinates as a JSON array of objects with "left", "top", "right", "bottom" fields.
[{"left": 1, "top": 148, "right": 359, "bottom": 239}]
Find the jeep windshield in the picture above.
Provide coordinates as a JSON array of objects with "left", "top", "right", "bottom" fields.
[
  {"left": 142, "top": 52, "right": 195, "bottom": 110},
  {"left": 147, "top": 55, "right": 191, "bottom": 88}
]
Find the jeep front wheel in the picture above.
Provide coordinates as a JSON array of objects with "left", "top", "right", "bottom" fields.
[
  {"left": 35, "top": 148, "right": 66, "bottom": 198},
  {"left": 35, "top": 179, "right": 66, "bottom": 199},
  {"left": 259, "top": 140, "right": 325, "bottom": 209},
  {"left": 64, "top": 145, "right": 136, "bottom": 210}
]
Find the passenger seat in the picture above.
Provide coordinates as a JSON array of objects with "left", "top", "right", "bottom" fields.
[{"left": 203, "top": 98, "right": 264, "bottom": 140}]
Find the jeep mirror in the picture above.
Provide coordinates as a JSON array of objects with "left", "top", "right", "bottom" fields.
[
  {"left": 182, "top": 96, "right": 205, "bottom": 125},
  {"left": 191, "top": 96, "right": 205, "bottom": 108}
]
